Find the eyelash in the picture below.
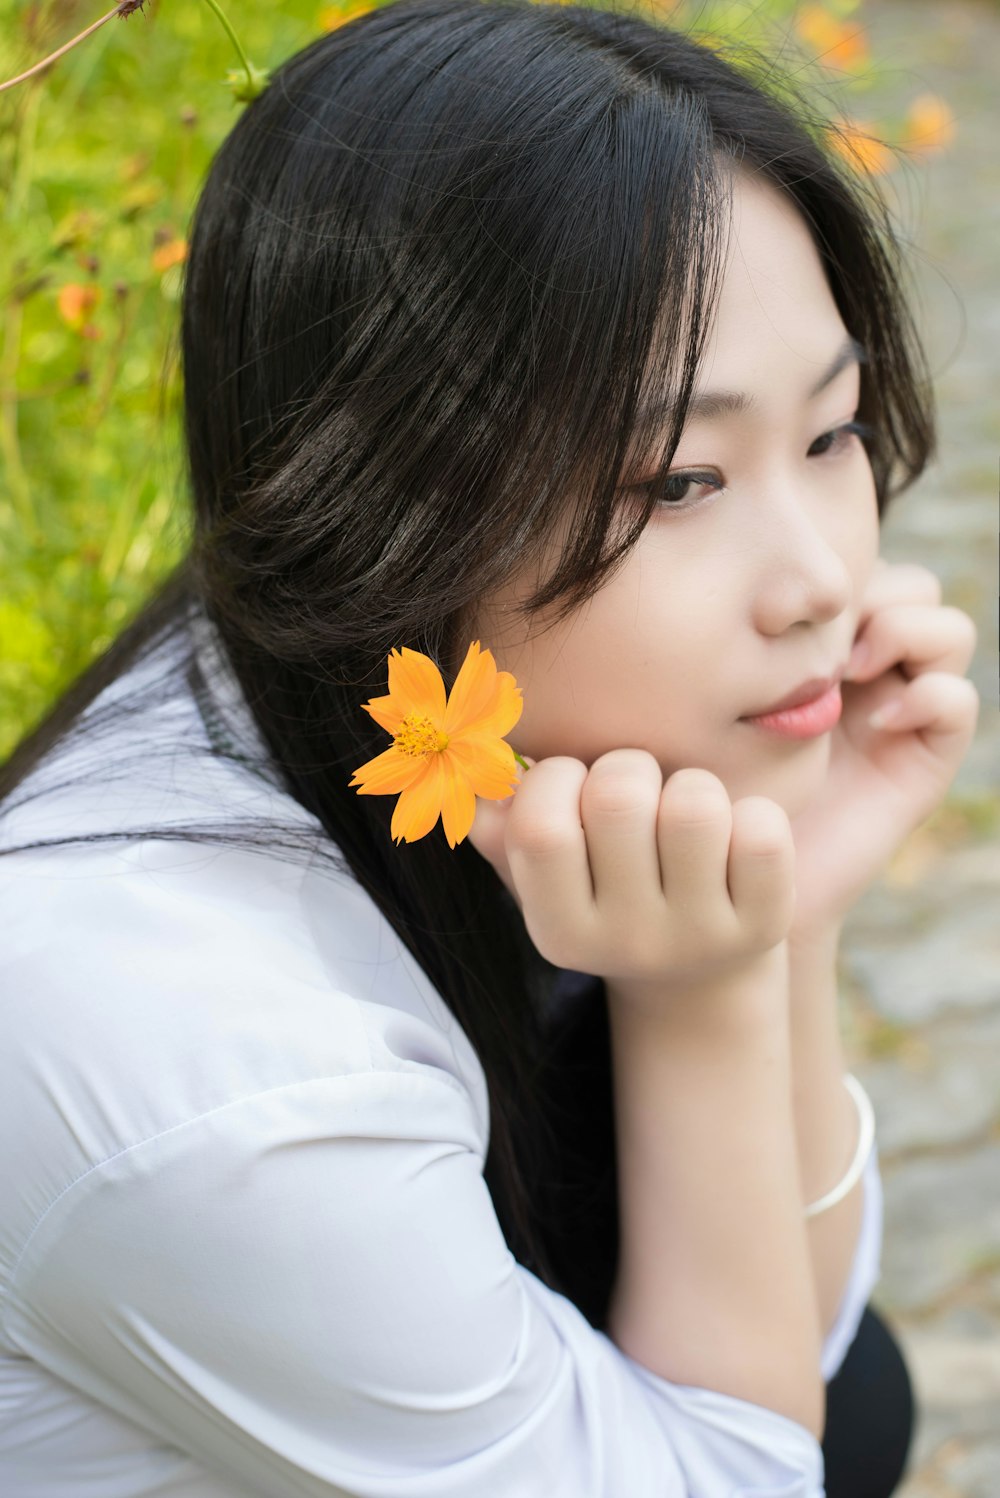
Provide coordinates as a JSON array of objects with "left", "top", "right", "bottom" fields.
[{"left": 630, "top": 419, "right": 875, "bottom": 512}]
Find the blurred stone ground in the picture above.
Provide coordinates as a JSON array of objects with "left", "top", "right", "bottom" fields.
[{"left": 829, "top": 1, "right": 1000, "bottom": 1492}]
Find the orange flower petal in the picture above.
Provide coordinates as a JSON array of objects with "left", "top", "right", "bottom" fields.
[
  {"left": 386, "top": 646, "right": 447, "bottom": 721},
  {"left": 360, "top": 694, "right": 407, "bottom": 736},
  {"left": 439, "top": 755, "right": 478, "bottom": 849},
  {"left": 443, "top": 643, "right": 524, "bottom": 739},
  {"left": 442, "top": 641, "right": 499, "bottom": 734},
  {"left": 445, "top": 734, "right": 521, "bottom": 800},
  {"left": 390, "top": 757, "right": 446, "bottom": 843},
  {"left": 349, "top": 743, "right": 429, "bottom": 795},
  {"left": 467, "top": 671, "right": 523, "bottom": 739},
  {"left": 353, "top": 640, "right": 527, "bottom": 847}
]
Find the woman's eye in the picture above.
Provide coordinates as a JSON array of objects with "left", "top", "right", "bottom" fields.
[
  {"left": 808, "top": 419, "right": 874, "bottom": 458},
  {"left": 641, "top": 471, "right": 722, "bottom": 508},
  {"left": 631, "top": 419, "right": 875, "bottom": 512}
]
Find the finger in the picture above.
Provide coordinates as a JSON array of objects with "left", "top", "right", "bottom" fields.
[
  {"left": 725, "top": 796, "right": 796, "bottom": 945},
  {"left": 655, "top": 768, "right": 733, "bottom": 921},
  {"left": 579, "top": 749, "right": 665, "bottom": 918},
  {"left": 854, "top": 560, "right": 943, "bottom": 628},
  {"left": 848, "top": 562, "right": 943, "bottom": 670},
  {"left": 503, "top": 757, "right": 596, "bottom": 957},
  {"left": 466, "top": 797, "right": 511, "bottom": 888},
  {"left": 466, "top": 760, "right": 536, "bottom": 906},
  {"left": 846, "top": 603, "right": 977, "bottom": 684},
  {"left": 868, "top": 671, "right": 980, "bottom": 759}
]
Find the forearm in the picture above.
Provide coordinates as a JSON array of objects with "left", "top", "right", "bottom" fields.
[
  {"left": 787, "top": 924, "right": 867, "bottom": 1343},
  {"left": 604, "top": 951, "right": 825, "bottom": 1441}
]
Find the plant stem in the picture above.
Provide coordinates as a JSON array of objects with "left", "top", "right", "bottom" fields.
[
  {"left": 198, "top": 0, "right": 255, "bottom": 94},
  {"left": 0, "top": 5, "right": 126, "bottom": 96}
]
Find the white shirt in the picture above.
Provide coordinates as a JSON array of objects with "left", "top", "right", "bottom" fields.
[{"left": 0, "top": 608, "right": 882, "bottom": 1496}]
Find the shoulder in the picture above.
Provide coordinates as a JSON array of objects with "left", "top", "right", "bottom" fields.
[
  {"left": 3, "top": 829, "right": 486, "bottom": 1094},
  {"left": 0, "top": 834, "right": 489, "bottom": 1290}
]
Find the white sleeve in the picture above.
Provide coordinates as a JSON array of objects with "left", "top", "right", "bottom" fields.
[
  {"left": 5, "top": 1068, "right": 825, "bottom": 1498},
  {"left": 819, "top": 1143, "right": 884, "bottom": 1383}
]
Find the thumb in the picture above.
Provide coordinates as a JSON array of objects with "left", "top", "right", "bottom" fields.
[{"left": 465, "top": 755, "right": 535, "bottom": 906}]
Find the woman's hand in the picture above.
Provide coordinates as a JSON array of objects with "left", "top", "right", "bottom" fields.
[
  {"left": 787, "top": 558, "right": 979, "bottom": 939},
  {"left": 467, "top": 751, "right": 796, "bottom": 1007}
]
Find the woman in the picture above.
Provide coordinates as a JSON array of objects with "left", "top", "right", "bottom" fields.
[{"left": 2, "top": 2, "right": 976, "bottom": 1490}]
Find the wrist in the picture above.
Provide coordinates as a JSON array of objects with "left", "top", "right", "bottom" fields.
[
  {"left": 789, "top": 913, "right": 842, "bottom": 948},
  {"left": 606, "top": 944, "right": 790, "bottom": 1044},
  {"left": 788, "top": 919, "right": 842, "bottom": 986}
]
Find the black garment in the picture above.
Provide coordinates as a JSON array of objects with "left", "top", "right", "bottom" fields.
[
  {"left": 533, "top": 968, "right": 917, "bottom": 1497},
  {"left": 822, "top": 1301, "right": 916, "bottom": 1497}
]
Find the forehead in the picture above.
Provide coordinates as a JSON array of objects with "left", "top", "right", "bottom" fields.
[
  {"left": 699, "top": 170, "right": 850, "bottom": 383},
  {"left": 630, "top": 176, "right": 859, "bottom": 454}
]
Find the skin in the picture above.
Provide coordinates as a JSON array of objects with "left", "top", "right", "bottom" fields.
[
  {"left": 467, "top": 166, "right": 978, "bottom": 943},
  {"left": 473, "top": 166, "right": 879, "bottom": 819},
  {"left": 462, "top": 162, "right": 977, "bottom": 1372}
]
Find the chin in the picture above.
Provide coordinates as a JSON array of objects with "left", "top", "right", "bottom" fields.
[{"left": 726, "top": 734, "right": 832, "bottom": 818}]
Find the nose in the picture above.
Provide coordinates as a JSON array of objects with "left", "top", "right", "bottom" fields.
[{"left": 750, "top": 491, "right": 854, "bottom": 637}]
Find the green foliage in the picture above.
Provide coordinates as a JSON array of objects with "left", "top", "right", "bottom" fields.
[
  {"left": 0, "top": 0, "right": 951, "bottom": 758},
  {"left": 0, "top": 0, "right": 330, "bottom": 757}
]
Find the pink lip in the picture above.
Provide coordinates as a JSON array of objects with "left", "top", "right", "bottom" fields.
[
  {"left": 741, "top": 683, "right": 843, "bottom": 739},
  {"left": 743, "top": 665, "right": 847, "bottom": 718}
]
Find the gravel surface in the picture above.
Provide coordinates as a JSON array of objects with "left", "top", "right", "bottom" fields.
[{"left": 823, "top": 3, "right": 999, "bottom": 1491}]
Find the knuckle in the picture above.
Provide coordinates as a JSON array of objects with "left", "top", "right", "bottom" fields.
[
  {"left": 660, "top": 767, "right": 731, "bottom": 821},
  {"left": 956, "top": 676, "right": 981, "bottom": 715},
  {"left": 946, "top": 608, "right": 978, "bottom": 648},
  {"left": 539, "top": 755, "right": 590, "bottom": 777},
  {"left": 584, "top": 780, "right": 651, "bottom": 819},
  {"left": 730, "top": 795, "right": 791, "bottom": 850},
  {"left": 664, "top": 767, "right": 727, "bottom": 797},
  {"left": 584, "top": 750, "right": 661, "bottom": 815},
  {"left": 510, "top": 816, "right": 573, "bottom": 859},
  {"left": 895, "top": 562, "right": 942, "bottom": 604},
  {"left": 588, "top": 748, "right": 663, "bottom": 783},
  {"left": 522, "top": 755, "right": 589, "bottom": 794}
]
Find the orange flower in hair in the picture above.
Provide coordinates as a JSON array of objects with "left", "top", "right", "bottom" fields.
[{"left": 350, "top": 642, "right": 526, "bottom": 848}]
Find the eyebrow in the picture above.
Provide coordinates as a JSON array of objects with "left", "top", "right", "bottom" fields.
[{"left": 633, "top": 335, "right": 867, "bottom": 434}]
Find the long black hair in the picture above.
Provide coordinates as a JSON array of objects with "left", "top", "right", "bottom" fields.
[{"left": 1, "top": 0, "right": 933, "bottom": 1327}]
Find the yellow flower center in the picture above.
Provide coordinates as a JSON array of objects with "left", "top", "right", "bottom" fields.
[{"left": 393, "top": 712, "right": 450, "bottom": 758}]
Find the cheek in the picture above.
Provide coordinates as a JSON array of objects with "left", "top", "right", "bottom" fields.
[
  {"left": 854, "top": 474, "right": 882, "bottom": 579},
  {"left": 462, "top": 598, "right": 528, "bottom": 680},
  {"left": 516, "top": 621, "right": 704, "bottom": 763},
  {"left": 828, "top": 453, "right": 879, "bottom": 583}
]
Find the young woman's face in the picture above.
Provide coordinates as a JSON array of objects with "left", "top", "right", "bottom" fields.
[{"left": 470, "top": 169, "right": 880, "bottom": 818}]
